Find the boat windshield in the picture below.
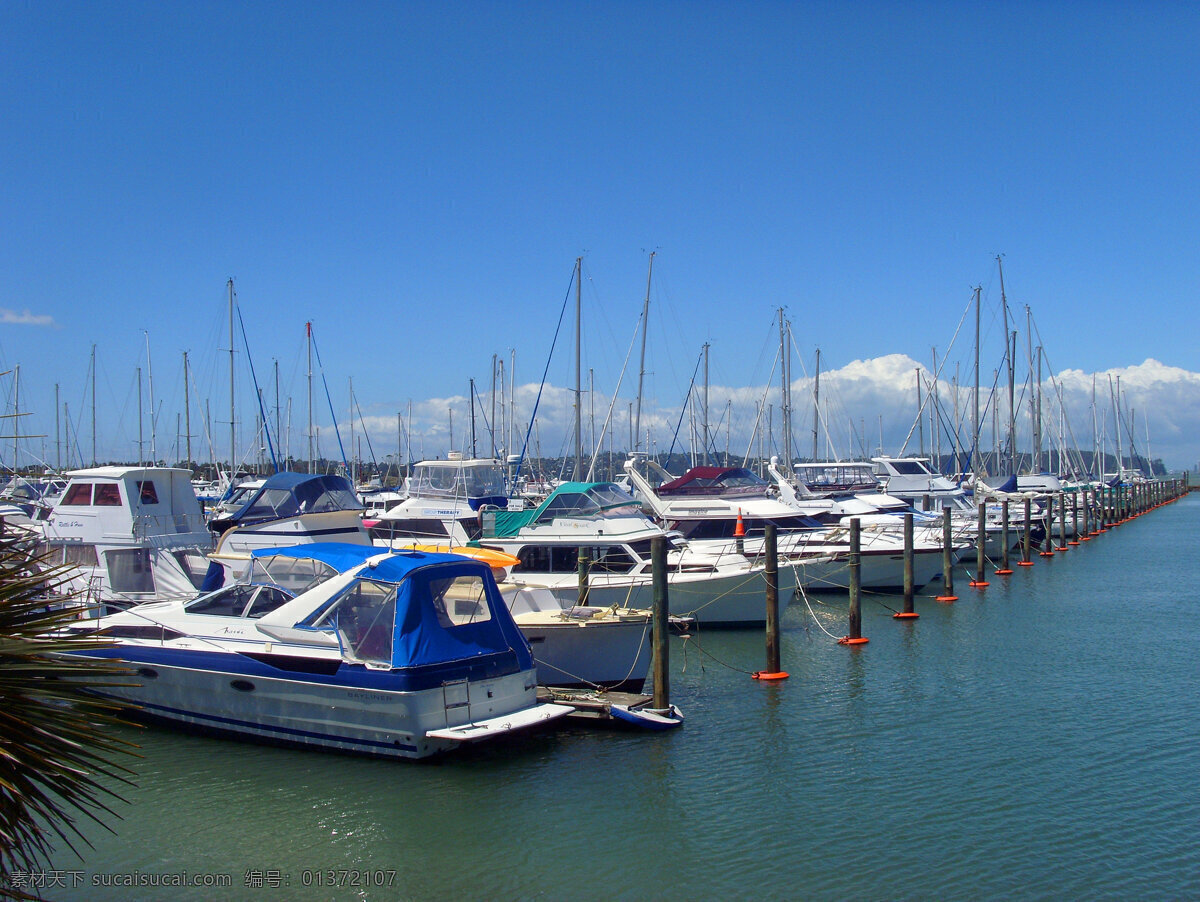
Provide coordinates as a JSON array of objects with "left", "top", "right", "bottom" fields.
[
  {"left": 311, "top": 578, "right": 397, "bottom": 666},
  {"left": 186, "top": 583, "right": 295, "bottom": 619},
  {"left": 535, "top": 484, "right": 643, "bottom": 523},
  {"left": 248, "top": 555, "right": 343, "bottom": 595},
  {"left": 409, "top": 462, "right": 507, "bottom": 500}
]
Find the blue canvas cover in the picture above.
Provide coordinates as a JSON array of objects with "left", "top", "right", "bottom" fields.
[
  {"left": 286, "top": 549, "right": 533, "bottom": 671},
  {"left": 382, "top": 558, "right": 533, "bottom": 670},
  {"left": 209, "top": 472, "right": 362, "bottom": 533}
]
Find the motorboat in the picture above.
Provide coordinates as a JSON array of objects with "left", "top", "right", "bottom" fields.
[
  {"left": 475, "top": 480, "right": 792, "bottom": 627},
  {"left": 624, "top": 456, "right": 952, "bottom": 592},
  {"left": 367, "top": 455, "right": 514, "bottom": 548},
  {"left": 206, "top": 472, "right": 370, "bottom": 581},
  {"left": 40, "top": 467, "right": 213, "bottom": 612},
  {"left": 61, "top": 543, "right": 573, "bottom": 760}
]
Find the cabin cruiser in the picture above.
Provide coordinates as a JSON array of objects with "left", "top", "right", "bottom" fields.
[
  {"left": 61, "top": 544, "right": 573, "bottom": 760},
  {"left": 474, "top": 480, "right": 796, "bottom": 627},
  {"left": 624, "top": 456, "right": 952, "bottom": 592},
  {"left": 367, "top": 456, "right": 514, "bottom": 549},
  {"left": 40, "top": 467, "right": 213, "bottom": 613},
  {"left": 206, "top": 472, "right": 369, "bottom": 580}
]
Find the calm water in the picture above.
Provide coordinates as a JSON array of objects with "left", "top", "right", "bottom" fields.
[{"left": 45, "top": 494, "right": 1200, "bottom": 901}]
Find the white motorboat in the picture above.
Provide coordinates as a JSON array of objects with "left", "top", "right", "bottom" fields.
[
  {"left": 62, "top": 544, "right": 573, "bottom": 760},
  {"left": 40, "top": 466, "right": 213, "bottom": 612}
]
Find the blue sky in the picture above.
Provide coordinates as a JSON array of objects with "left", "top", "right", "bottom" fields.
[{"left": 2, "top": 1, "right": 1198, "bottom": 470}]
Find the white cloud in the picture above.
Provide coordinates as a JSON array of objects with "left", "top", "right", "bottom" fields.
[{"left": 0, "top": 308, "right": 56, "bottom": 327}]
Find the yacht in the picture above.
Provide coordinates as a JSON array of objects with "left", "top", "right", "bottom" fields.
[{"left": 61, "top": 544, "right": 573, "bottom": 760}]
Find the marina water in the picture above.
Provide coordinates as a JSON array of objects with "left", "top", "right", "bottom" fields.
[{"left": 46, "top": 494, "right": 1200, "bottom": 900}]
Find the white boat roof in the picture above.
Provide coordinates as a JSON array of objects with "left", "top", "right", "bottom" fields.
[{"left": 65, "top": 466, "right": 196, "bottom": 480}]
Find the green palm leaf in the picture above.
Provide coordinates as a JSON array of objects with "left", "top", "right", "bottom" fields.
[{"left": 0, "top": 534, "right": 140, "bottom": 898}]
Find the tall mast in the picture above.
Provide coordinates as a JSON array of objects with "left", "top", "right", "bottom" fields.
[
  {"left": 144, "top": 330, "right": 156, "bottom": 463},
  {"left": 633, "top": 251, "right": 654, "bottom": 453},
  {"left": 573, "top": 257, "right": 583, "bottom": 479},
  {"left": 972, "top": 285, "right": 981, "bottom": 474},
  {"left": 90, "top": 344, "right": 97, "bottom": 465},
  {"left": 228, "top": 278, "right": 235, "bottom": 477},
  {"left": 779, "top": 309, "right": 792, "bottom": 470},
  {"left": 349, "top": 378, "right": 356, "bottom": 482},
  {"left": 1035, "top": 346, "right": 1044, "bottom": 471},
  {"left": 273, "top": 359, "right": 280, "bottom": 466},
  {"left": 306, "top": 322, "right": 314, "bottom": 473},
  {"left": 54, "top": 382, "right": 60, "bottom": 470},
  {"left": 702, "top": 342, "right": 710, "bottom": 465},
  {"left": 490, "top": 354, "right": 498, "bottom": 458},
  {"left": 11, "top": 364, "right": 18, "bottom": 472},
  {"left": 136, "top": 366, "right": 143, "bottom": 466},
  {"left": 183, "top": 351, "right": 192, "bottom": 466},
  {"left": 812, "top": 348, "right": 821, "bottom": 461},
  {"left": 997, "top": 256, "right": 1016, "bottom": 474},
  {"left": 469, "top": 377, "right": 478, "bottom": 459}
]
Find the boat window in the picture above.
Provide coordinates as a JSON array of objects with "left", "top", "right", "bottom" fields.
[
  {"left": 371, "top": 518, "right": 450, "bottom": 541},
  {"left": 243, "top": 488, "right": 302, "bottom": 520},
  {"left": 60, "top": 483, "right": 93, "bottom": 505},
  {"left": 428, "top": 574, "right": 492, "bottom": 627},
  {"left": 105, "top": 548, "right": 155, "bottom": 593},
  {"left": 517, "top": 545, "right": 552, "bottom": 572},
  {"left": 317, "top": 579, "right": 396, "bottom": 665},
  {"left": 171, "top": 550, "right": 211, "bottom": 590},
  {"left": 244, "top": 585, "right": 294, "bottom": 619},
  {"left": 46, "top": 542, "right": 100, "bottom": 567},
  {"left": 589, "top": 545, "right": 636, "bottom": 573},
  {"left": 890, "top": 460, "right": 932, "bottom": 475},
  {"left": 94, "top": 484, "right": 122, "bottom": 506},
  {"left": 250, "top": 556, "right": 341, "bottom": 594},
  {"left": 188, "top": 585, "right": 258, "bottom": 617},
  {"left": 137, "top": 480, "right": 159, "bottom": 504}
]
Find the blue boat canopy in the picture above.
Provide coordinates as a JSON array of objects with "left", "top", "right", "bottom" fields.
[
  {"left": 209, "top": 472, "right": 362, "bottom": 533},
  {"left": 255, "top": 546, "right": 534, "bottom": 672}
]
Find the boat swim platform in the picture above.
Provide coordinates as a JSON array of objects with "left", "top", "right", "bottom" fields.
[{"left": 536, "top": 687, "right": 681, "bottom": 729}]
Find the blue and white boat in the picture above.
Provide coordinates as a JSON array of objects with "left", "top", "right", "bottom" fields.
[
  {"left": 64, "top": 543, "right": 573, "bottom": 760},
  {"left": 207, "top": 472, "right": 370, "bottom": 578}
]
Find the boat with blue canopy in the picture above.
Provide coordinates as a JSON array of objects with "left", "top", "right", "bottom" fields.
[{"left": 62, "top": 543, "right": 572, "bottom": 759}]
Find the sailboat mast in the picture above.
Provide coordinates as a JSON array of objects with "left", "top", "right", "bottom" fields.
[
  {"left": 90, "top": 344, "right": 97, "bottom": 466},
  {"left": 573, "top": 257, "right": 583, "bottom": 480},
  {"left": 136, "top": 366, "right": 143, "bottom": 466},
  {"left": 812, "top": 348, "right": 821, "bottom": 461},
  {"left": 228, "top": 278, "right": 235, "bottom": 477},
  {"left": 12, "top": 364, "right": 19, "bottom": 472},
  {"left": 306, "top": 322, "right": 314, "bottom": 473},
  {"left": 184, "top": 351, "right": 192, "bottom": 466},
  {"left": 633, "top": 251, "right": 654, "bottom": 454},
  {"left": 997, "top": 256, "right": 1016, "bottom": 474},
  {"left": 779, "top": 309, "right": 792, "bottom": 470},
  {"left": 145, "top": 330, "right": 156, "bottom": 463},
  {"left": 972, "top": 285, "right": 981, "bottom": 474},
  {"left": 702, "top": 342, "right": 710, "bottom": 465}
]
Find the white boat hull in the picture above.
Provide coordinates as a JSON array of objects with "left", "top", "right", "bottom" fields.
[{"left": 79, "top": 647, "right": 566, "bottom": 760}]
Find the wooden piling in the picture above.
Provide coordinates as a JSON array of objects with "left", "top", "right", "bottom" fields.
[
  {"left": 996, "top": 498, "right": 1012, "bottom": 574},
  {"left": 651, "top": 535, "right": 669, "bottom": 709},
  {"left": 577, "top": 548, "right": 591, "bottom": 606},
  {"left": 1057, "top": 493, "right": 1069, "bottom": 551},
  {"left": 755, "top": 523, "right": 788, "bottom": 679},
  {"left": 895, "top": 512, "right": 918, "bottom": 619},
  {"left": 839, "top": 518, "right": 867, "bottom": 644},
  {"left": 1020, "top": 495, "right": 1033, "bottom": 566},
  {"left": 971, "top": 501, "right": 988, "bottom": 586},
  {"left": 937, "top": 507, "right": 957, "bottom": 601},
  {"left": 1070, "top": 493, "right": 1080, "bottom": 545}
]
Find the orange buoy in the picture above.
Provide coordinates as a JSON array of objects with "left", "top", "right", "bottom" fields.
[
  {"left": 892, "top": 611, "right": 919, "bottom": 620},
  {"left": 838, "top": 636, "right": 870, "bottom": 646},
  {"left": 935, "top": 594, "right": 958, "bottom": 602},
  {"left": 994, "top": 568, "right": 1013, "bottom": 576},
  {"left": 752, "top": 671, "right": 790, "bottom": 681},
  {"left": 968, "top": 580, "right": 989, "bottom": 587},
  {"left": 1018, "top": 561, "right": 1034, "bottom": 567}
]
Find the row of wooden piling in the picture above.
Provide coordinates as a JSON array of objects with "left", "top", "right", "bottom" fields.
[{"left": 638, "top": 477, "right": 1189, "bottom": 708}]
